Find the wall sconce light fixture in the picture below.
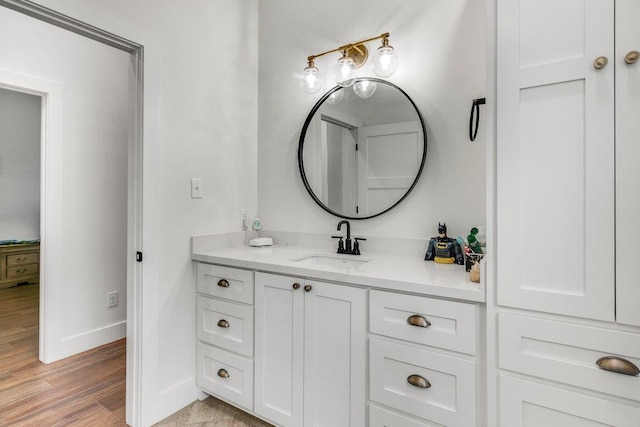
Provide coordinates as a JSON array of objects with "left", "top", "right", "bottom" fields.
[{"left": 300, "top": 32, "right": 399, "bottom": 94}]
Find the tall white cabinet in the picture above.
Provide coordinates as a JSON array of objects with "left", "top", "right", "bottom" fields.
[{"left": 496, "top": 0, "right": 640, "bottom": 424}]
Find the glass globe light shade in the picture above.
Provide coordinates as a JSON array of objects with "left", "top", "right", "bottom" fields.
[
  {"left": 326, "top": 88, "right": 344, "bottom": 104},
  {"left": 372, "top": 45, "right": 399, "bottom": 78},
  {"left": 300, "top": 65, "right": 323, "bottom": 94},
  {"left": 332, "top": 55, "right": 358, "bottom": 87},
  {"left": 353, "top": 80, "right": 377, "bottom": 98}
]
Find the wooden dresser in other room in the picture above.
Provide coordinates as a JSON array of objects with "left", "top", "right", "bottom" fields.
[{"left": 0, "top": 243, "right": 40, "bottom": 290}]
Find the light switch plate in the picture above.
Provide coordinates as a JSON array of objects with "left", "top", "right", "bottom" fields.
[{"left": 191, "top": 178, "right": 203, "bottom": 198}]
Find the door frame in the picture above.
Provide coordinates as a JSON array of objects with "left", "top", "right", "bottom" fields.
[{"left": 0, "top": 1, "right": 144, "bottom": 425}]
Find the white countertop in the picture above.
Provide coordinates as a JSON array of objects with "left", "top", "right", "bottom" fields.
[{"left": 192, "top": 244, "right": 485, "bottom": 303}]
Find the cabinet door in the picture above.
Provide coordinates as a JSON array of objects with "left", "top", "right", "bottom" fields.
[
  {"left": 254, "top": 272, "right": 304, "bottom": 427},
  {"left": 303, "top": 280, "right": 367, "bottom": 427},
  {"left": 500, "top": 375, "right": 640, "bottom": 426},
  {"left": 616, "top": 0, "right": 640, "bottom": 327},
  {"left": 496, "top": 0, "right": 615, "bottom": 320}
]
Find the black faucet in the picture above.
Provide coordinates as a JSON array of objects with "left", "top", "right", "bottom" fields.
[{"left": 332, "top": 220, "right": 366, "bottom": 255}]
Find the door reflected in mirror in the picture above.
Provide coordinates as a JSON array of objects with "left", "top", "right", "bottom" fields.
[{"left": 298, "top": 78, "right": 427, "bottom": 219}]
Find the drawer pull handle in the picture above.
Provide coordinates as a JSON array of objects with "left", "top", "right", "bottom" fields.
[
  {"left": 625, "top": 50, "right": 639, "bottom": 65},
  {"left": 16, "top": 257, "right": 27, "bottom": 262},
  {"left": 407, "top": 374, "right": 431, "bottom": 389},
  {"left": 304, "top": 285, "right": 312, "bottom": 292},
  {"left": 596, "top": 356, "right": 640, "bottom": 376},
  {"left": 407, "top": 315, "right": 431, "bottom": 328},
  {"left": 16, "top": 269, "right": 27, "bottom": 274},
  {"left": 217, "top": 319, "right": 230, "bottom": 328},
  {"left": 293, "top": 283, "right": 300, "bottom": 290},
  {"left": 217, "top": 279, "right": 230, "bottom": 288},
  {"left": 217, "top": 369, "right": 229, "bottom": 379}
]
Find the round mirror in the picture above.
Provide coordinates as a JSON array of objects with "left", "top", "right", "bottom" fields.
[{"left": 298, "top": 78, "right": 427, "bottom": 219}]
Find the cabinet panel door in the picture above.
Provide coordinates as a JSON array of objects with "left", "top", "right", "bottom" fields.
[
  {"left": 303, "top": 281, "right": 367, "bottom": 427},
  {"left": 496, "top": 0, "right": 615, "bottom": 320},
  {"left": 616, "top": 0, "right": 640, "bottom": 327},
  {"left": 500, "top": 375, "right": 640, "bottom": 427},
  {"left": 254, "top": 272, "right": 303, "bottom": 427}
]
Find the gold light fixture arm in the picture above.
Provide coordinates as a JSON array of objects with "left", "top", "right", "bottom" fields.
[{"left": 307, "top": 32, "right": 390, "bottom": 68}]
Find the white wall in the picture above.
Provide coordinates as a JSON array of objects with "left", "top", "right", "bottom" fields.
[
  {"left": 26, "top": 1, "right": 259, "bottom": 425},
  {"left": 258, "top": 0, "right": 486, "bottom": 241},
  {"left": 0, "top": 88, "right": 41, "bottom": 240},
  {"left": 0, "top": 6, "right": 130, "bottom": 356}
]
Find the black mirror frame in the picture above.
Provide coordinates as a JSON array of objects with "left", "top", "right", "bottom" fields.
[{"left": 298, "top": 78, "right": 428, "bottom": 220}]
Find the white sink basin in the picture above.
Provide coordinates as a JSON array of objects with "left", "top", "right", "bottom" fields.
[{"left": 292, "top": 254, "right": 372, "bottom": 268}]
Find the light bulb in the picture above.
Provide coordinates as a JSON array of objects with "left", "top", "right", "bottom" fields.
[
  {"left": 332, "top": 54, "right": 358, "bottom": 87},
  {"left": 300, "top": 64, "right": 323, "bottom": 94},
  {"left": 372, "top": 44, "right": 399, "bottom": 78},
  {"left": 326, "top": 88, "right": 344, "bottom": 104},
  {"left": 353, "top": 80, "right": 377, "bottom": 98}
]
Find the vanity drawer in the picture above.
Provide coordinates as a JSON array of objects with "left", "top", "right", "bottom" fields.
[
  {"left": 499, "top": 312, "right": 640, "bottom": 402},
  {"left": 197, "top": 296, "right": 254, "bottom": 357},
  {"left": 197, "top": 342, "right": 253, "bottom": 411},
  {"left": 369, "top": 337, "right": 476, "bottom": 426},
  {"left": 370, "top": 290, "right": 477, "bottom": 355},
  {"left": 369, "top": 404, "right": 434, "bottom": 427},
  {"left": 197, "top": 263, "right": 254, "bottom": 304},
  {"left": 500, "top": 374, "right": 640, "bottom": 427}
]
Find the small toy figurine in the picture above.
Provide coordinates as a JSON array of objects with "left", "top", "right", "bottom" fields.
[{"left": 424, "top": 222, "right": 464, "bottom": 265}]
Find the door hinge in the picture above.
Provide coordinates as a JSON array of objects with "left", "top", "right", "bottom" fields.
[
  {"left": 355, "top": 143, "right": 358, "bottom": 151},
  {"left": 356, "top": 206, "right": 359, "bottom": 214},
  {"left": 136, "top": 251, "right": 143, "bottom": 262}
]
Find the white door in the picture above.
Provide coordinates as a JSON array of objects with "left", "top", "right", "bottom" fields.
[
  {"left": 254, "top": 272, "right": 304, "bottom": 427},
  {"left": 357, "top": 121, "right": 422, "bottom": 216},
  {"left": 496, "top": 0, "right": 615, "bottom": 321},
  {"left": 303, "top": 280, "right": 366, "bottom": 427},
  {"left": 615, "top": 0, "right": 640, "bottom": 327}
]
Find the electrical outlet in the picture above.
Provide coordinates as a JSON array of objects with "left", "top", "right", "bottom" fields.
[
  {"left": 108, "top": 291, "right": 118, "bottom": 308},
  {"left": 191, "top": 178, "right": 203, "bottom": 198}
]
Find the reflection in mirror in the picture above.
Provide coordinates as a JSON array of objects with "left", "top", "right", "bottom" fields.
[{"left": 298, "top": 78, "right": 427, "bottom": 219}]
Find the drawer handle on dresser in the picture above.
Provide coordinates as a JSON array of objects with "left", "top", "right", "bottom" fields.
[
  {"left": 217, "top": 279, "right": 230, "bottom": 288},
  {"left": 16, "top": 269, "right": 27, "bottom": 274},
  {"left": 16, "top": 257, "right": 27, "bottom": 262},
  {"left": 407, "top": 315, "right": 431, "bottom": 328},
  {"left": 217, "top": 369, "right": 230, "bottom": 379},
  {"left": 217, "top": 319, "right": 230, "bottom": 328},
  {"left": 407, "top": 375, "right": 431, "bottom": 389},
  {"left": 596, "top": 356, "right": 640, "bottom": 376}
]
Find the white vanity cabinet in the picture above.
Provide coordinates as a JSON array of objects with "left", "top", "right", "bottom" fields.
[
  {"left": 495, "top": 0, "right": 640, "bottom": 424},
  {"left": 368, "top": 290, "right": 479, "bottom": 426},
  {"left": 195, "top": 263, "right": 256, "bottom": 411},
  {"left": 253, "top": 271, "right": 367, "bottom": 427}
]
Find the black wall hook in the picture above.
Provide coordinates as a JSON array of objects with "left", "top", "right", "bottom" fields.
[{"left": 469, "top": 97, "right": 486, "bottom": 142}]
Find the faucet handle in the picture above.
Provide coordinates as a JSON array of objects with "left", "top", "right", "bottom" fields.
[
  {"left": 353, "top": 237, "right": 366, "bottom": 255},
  {"left": 331, "top": 235, "right": 345, "bottom": 253}
]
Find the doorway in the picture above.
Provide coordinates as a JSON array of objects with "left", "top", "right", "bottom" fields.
[{"left": 0, "top": 1, "right": 143, "bottom": 425}]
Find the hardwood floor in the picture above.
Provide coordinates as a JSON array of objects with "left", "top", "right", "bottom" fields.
[
  {"left": 0, "top": 283, "right": 126, "bottom": 426},
  {"left": 0, "top": 283, "right": 274, "bottom": 427}
]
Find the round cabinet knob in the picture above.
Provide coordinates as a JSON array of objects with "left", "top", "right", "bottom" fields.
[
  {"left": 217, "top": 369, "right": 230, "bottom": 379},
  {"left": 625, "top": 50, "right": 639, "bottom": 65},
  {"left": 217, "top": 319, "right": 230, "bottom": 328},
  {"left": 217, "top": 279, "right": 230, "bottom": 288},
  {"left": 292, "top": 283, "right": 300, "bottom": 290},
  {"left": 407, "top": 374, "right": 431, "bottom": 389},
  {"left": 304, "top": 285, "right": 312, "bottom": 292},
  {"left": 593, "top": 56, "right": 609, "bottom": 69}
]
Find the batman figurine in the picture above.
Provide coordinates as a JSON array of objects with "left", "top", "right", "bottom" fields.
[{"left": 425, "top": 222, "right": 464, "bottom": 265}]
